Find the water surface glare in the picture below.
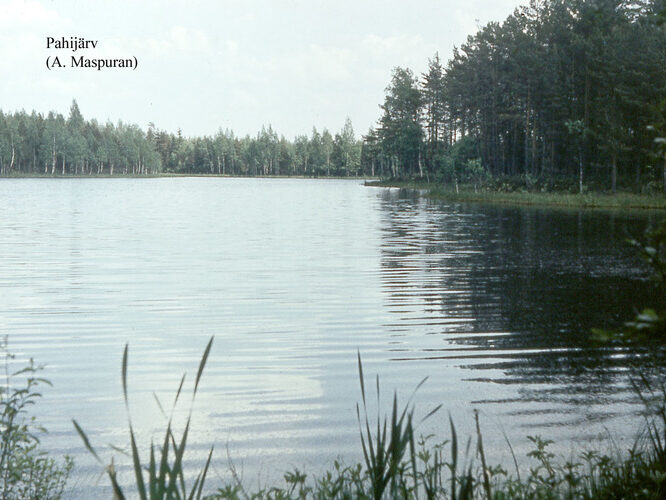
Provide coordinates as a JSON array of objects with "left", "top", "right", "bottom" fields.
[{"left": 0, "top": 177, "right": 661, "bottom": 497}]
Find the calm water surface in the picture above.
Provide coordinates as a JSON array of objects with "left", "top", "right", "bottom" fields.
[{"left": 0, "top": 178, "right": 662, "bottom": 496}]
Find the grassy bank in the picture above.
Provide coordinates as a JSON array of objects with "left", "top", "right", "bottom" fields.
[{"left": 365, "top": 180, "right": 666, "bottom": 210}]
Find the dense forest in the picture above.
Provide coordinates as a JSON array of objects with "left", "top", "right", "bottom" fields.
[
  {"left": 366, "top": 0, "right": 666, "bottom": 193},
  {"left": 1, "top": 0, "right": 665, "bottom": 193}
]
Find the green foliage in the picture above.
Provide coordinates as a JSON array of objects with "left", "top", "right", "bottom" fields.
[
  {"left": 479, "top": 173, "right": 583, "bottom": 194},
  {"left": 431, "top": 136, "right": 480, "bottom": 185},
  {"left": 462, "top": 159, "right": 488, "bottom": 191},
  {"left": 355, "top": 352, "right": 430, "bottom": 500},
  {"left": 0, "top": 103, "right": 363, "bottom": 177},
  {"left": 592, "top": 220, "right": 666, "bottom": 344},
  {"left": 377, "top": 67, "right": 424, "bottom": 178},
  {"left": 633, "top": 221, "right": 666, "bottom": 283},
  {"left": 205, "top": 400, "right": 666, "bottom": 499},
  {"left": 647, "top": 97, "right": 666, "bottom": 193},
  {"left": 73, "top": 336, "right": 214, "bottom": 500},
  {"left": 363, "top": 0, "right": 666, "bottom": 193},
  {"left": 3, "top": 0, "right": 666, "bottom": 185},
  {"left": 0, "top": 337, "right": 73, "bottom": 500},
  {"left": 58, "top": 336, "right": 666, "bottom": 499}
]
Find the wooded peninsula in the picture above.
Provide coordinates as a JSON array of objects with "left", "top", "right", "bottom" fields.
[{"left": 1, "top": 0, "right": 665, "bottom": 196}]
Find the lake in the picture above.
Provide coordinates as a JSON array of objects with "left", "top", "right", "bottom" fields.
[{"left": 0, "top": 177, "right": 661, "bottom": 497}]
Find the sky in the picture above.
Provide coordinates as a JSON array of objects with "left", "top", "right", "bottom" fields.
[{"left": 0, "top": 0, "right": 519, "bottom": 139}]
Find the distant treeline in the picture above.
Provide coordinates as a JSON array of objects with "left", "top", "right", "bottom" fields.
[
  {"left": 0, "top": 103, "right": 363, "bottom": 177},
  {"left": 365, "top": 0, "right": 666, "bottom": 193},
  {"left": 2, "top": 0, "right": 665, "bottom": 192}
]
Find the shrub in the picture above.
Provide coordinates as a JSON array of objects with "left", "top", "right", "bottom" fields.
[{"left": 0, "top": 337, "right": 73, "bottom": 499}]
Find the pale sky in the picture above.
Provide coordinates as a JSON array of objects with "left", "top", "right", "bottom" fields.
[{"left": 1, "top": 0, "right": 519, "bottom": 139}]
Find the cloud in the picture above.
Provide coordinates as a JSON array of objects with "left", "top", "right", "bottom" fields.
[
  {"left": 0, "top": 0, "right": 522, "bottom": 139},
  {"left": 0, "top": 0, "right": 70, "bottom": 74},
  {"left": 230, "top": 33, "right": 432, "bottom": 91},
  {"left": 139, "top": 25, "right": 213, "bottom": 56},
  {"left": 35, "top": 74, "right": 83, "bottom": 94},
  {"left": 257, "top": 44, "right": 357, "bottom": 83},
  {"left": 169, "top": 25, "right": 210, "bottom": 53},
  {"left": 0, "top": 1, "right": 70, "bottom": 100},
  {"left": 361, "top": 33, "right": 437, "bottom": 70},
  {"left": 225, "top": 40, "right": 238, "bottom": 58},
  {"left": 0, "top": 0, "right": 65, "bottom": 29}
]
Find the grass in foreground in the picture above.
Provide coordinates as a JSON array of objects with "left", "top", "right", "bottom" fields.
[
  {"left": 72, "top": 337, "right": 666, "bottom": 500},
  {"left": 366, "top": 180, "right": 666, "bottom": 210}
]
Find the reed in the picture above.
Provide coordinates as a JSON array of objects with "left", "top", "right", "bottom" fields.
[
  {"left": 68, "top": 338, "right": 666, "bottom": 500},
  {"left": 73, "top": 336, "right": 214, "bottom": 500}
]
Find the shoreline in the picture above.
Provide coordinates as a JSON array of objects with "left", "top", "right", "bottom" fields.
[
  {"left": 4, "top": 173, "right": 664, "bottom": 210},
  {"left": 0, "top": 173, "right": 378, "bottom": 181},
  {"left": 365, "top": 180, "right": 666, "bottom": 211}
]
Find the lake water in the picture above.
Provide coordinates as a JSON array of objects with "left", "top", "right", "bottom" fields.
[{"left": 0, "top": 177, "right": 662, "bottom": 497}]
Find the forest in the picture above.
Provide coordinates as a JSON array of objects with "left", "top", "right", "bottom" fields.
[
  {"left": 365, "top": 0, "right": 666, "bottom": 193},
  {"left": 0, "top": 102, "right": 363, "bottom": 178},
  {"left": 1, "top": 0, "right": 665, "bottom": 193}
]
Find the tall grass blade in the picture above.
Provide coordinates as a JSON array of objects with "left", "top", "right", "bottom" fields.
[
  {"left": 157, "top": 422, "right": 173, "bottom": 497},
  {"left": 148, "top": 441, "right": 157, "bottom": 498},
  {"left": 474, "top": 410, "right": 491, "bottom": 500},
  {"left": 71, "top": 337, "right": 222, "bottom": 500},
  {"left": 109, "top": 445, "right": 128, "bottom": 456},
  {"left": 357, "top": 351, "right": 366, "bottom": 406},
  {"left": 72, "top": 419, "right": 102, "bottom": 464},
  {"left": 166, "top": 429, "right": 182, "bottom": 496},
  {"left": 409, "top": 422, "right": 419, "bottom": 500},
  {"left": 413, "top": 376, "right": 428, "bottom": 393},
  {"left": 458, "top": 464, "right": 474, "bottom": 500},
  {"left": 193, "top": 336, "right": 213, "bottom": 398},
  {"left": 173, "top": 374, "right": 186, "bottom": 409},
  {"left": 110, "top": 478, "right": 125, "bottom": 500},
  {"left": 108, "top": 458, "right": 126, "bottom": 500},
  {"left": 122, "top": 344, "right": 129, "bottom": 407},
  {"left": 190, "top": 445, "right": 214, "bottom": 500},
  {"left": 121, "top": 344, "right": 148, "bottom": 500},
  {"left": 153, "top": 392, "right": 166, "bottom": 418},
  {"left": 356, "top": 404, "right": 370, "bottom": 469},
  {"left": 449, "top": 415, "right": 458, "bottom": 500},
  {"left": 167, "top": 417, "right": 191, "bottom": 496},
  {"left": 501, "top": 425, "right": 520, "bottom": 482},
  {"left": 129, "top": 424, "right": 147, "bottom": 500}
]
